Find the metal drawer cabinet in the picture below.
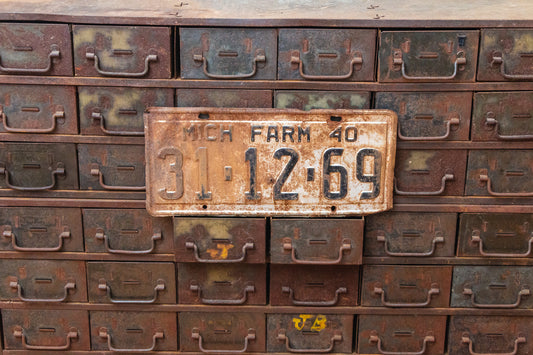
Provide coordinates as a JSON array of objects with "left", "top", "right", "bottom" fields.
[
  {"left": 274, "top": 90, "right": 371, "bottom": 110},
  {"left": 178, "top": 89, "right": 273, "bottom": 108}
]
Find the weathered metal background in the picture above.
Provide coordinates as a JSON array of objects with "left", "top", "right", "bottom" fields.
[
  {"left": 177, "top": 89, "right": 273, "bottom": 108},
  {"left": 274, "top": 91, "right": 371, "bottom": 110}
]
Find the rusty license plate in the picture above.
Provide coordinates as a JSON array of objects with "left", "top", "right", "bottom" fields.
[{"left": 145, "top": 108, "right": 396, "bottom": 216}]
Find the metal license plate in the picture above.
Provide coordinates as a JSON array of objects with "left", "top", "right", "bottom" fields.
[{"left": 145, "top": 108, "right": 396, "bottom": 216}]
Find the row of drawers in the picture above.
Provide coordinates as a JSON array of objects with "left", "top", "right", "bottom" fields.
[{"left": 2, "top": 24, "right": 532, "bottom": 82}]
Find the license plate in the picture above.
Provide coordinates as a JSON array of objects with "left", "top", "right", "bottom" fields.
[{"left": 144, "top": 108, "right": 397, "bottom": 216}]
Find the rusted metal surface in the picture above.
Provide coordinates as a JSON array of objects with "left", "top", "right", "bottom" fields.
[
  {"left": 364, "top": 212, "right": 457, "bottom": 257},
  {"left": 278, "top": 29, "right": 376, "bottom": 81},
  {"left": 274, "top": 90, "right": 371, "bottom": 110},
  {"left": 180, "top": 28, "right": 277, "bottom": 80},
  {"left": 179, "top": 312, "right": 265, "bottom": 353},
  {"left": 174, "top": 217, "right": 266, "bottom": 263},
  {"left": 472, "top": 91, "right": 533, "bottom": 141},
  {"left": 83, "top": 208, "right": 173, "bottom": 255},
  {"left": 270, "top": 265, "right": 359, "bottom": 307},
  {"left": 394, "top": 149, "right": 467, "bottom": 196},
  {"left": 78, "top": 86, "right": 173, "bottom": 136},
  {"left": 2, "top": 309, "right": 90, "bottom": 350},
  {"left": 177, "top": 89, "right": 272, "bottom": 108},
  {"left": 178, "top": 263, "right": 267, "bottom": 305},
  {"left": 361, "top": 265, "right": 452, "bottom": 308},
  {"left": 0, "top": 207, "right": 83, "bottom": 252},
  {"left": 90, "top": 311, "right": 177, "bottom": 351},
  {"left": 87, "top": 261, "right": 175, "bottom": 304},
  {"left": 73, "top": 25, "right": 171, "bottom": 78},
  {"left": 267, "top": 313, "right": 353, "bottom": 353},
  {"left": 144, "top": 108, "right": 397, "bottom": 216},
  {"left": 379, "top": 31, "right": 479, "bottom": 83},
  {"left": 0, "top": 259, "right": 87, "bottom": 302},
  {"left": 465, "top": 150, "right": 533, "bottom": 197},
  {"left": 358, "top": 315, "right": 447, "bottom": 355}
]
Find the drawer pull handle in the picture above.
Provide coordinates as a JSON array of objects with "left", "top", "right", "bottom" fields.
[
  {"left": 485, "top": 113, "right": 533, "bottom": 140},
  {"left": 90, "top": 111, "right": 144, "bottom": 136},
  {"left": 90, "top": 164, "right": 145, "bottom": 191},
  {"left": 98, "top": 278, "right": 165, "bottom": 304},
  {"left": 394, "top": 50, "right": 466, "bottom": 80},
  {"left": 0, "top": 163, "right": 65, "bottom": 191},
  {"left": 398, "top": 118, "right": 460, "bottom": 141},
  {"left": 98, "top": 327, "right": 164, "bottom": 352},
  {"left": 290, "top": 50, "right": 363, "bottom": 80},
  {"left": 189, "top": 281, "right": 255, "bottom": 305},
  {"left": 282, "top": 238, "right": 352, "bottom": 265},
  {"left": 191, "top": 327, "right": 255, "bottom": 353},
  {"left": 1, "top": 106, "right": 64, "bottom": 133},
  {"left": 463, "top": 286, "right": 530, "bottom": 308},
  {"left": 0, "top": 45, "right": 60, "bottom": 74},
  {"left": 193, "top": 50, "right": 265, "bottom": 79},
  {"left": 369, "top": 330, "right": 435, "bottom": 355},
  {"left": 277, "top": 328, "right": 342, "bottom": 353},
  {"left": 186, "top": 239, "right": 254, "bottom": 263},
  {"left": 491, "top": 52, "right": 533, "bottom": 80},
  {"left": 479, "top": 173, "right": 533, "bottom": 197},
  {"left": 86, "top": 47, "right": 157, "bottom": 77},
  {"left": 462, "top": 333, "right": 526, "bottom": 355},
  {"left": 13, "top": 326, "right": 78, "bottom": 350},
  {"left": 95, "top": 229, "right": 161, "bottom": 254},
  {"left": 373, "top": 282, "right": 440, "bottom": 307},
  {"left": 471, "top": 230, "right": 533, "bottom": 257},
  {"left": 10, "top": 279, "right": 75, "bottom": 302},
  {"left": 282, "top": 286, "right": 346, "bottom": 306},
  {"left": 394, "top": 174, "right": 454, "bottom": 196},
  {"left": 377, "top": 232, "right": 444, "bottom": 257},
  {"left": 3, "top": 225, "right": 70, "bottom": 251}
]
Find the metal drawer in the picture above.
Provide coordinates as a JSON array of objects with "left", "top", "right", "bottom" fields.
[
  {"left": 274, "top": 90, "right": 371, "bottom": 110},
  {"left": 177, "top": 89, "right": 273, "bottom": 107}
]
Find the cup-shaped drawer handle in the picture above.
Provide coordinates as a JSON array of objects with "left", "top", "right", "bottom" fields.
[
  {"left": 0, "top": 163, "right": 65, "bottom": 191},
  {"left": 1, "top": 105, "right": 64, "bottom": 133},
  {"left": 98, "top": 278, "right": 165, "bottom": 304},
  {"left": 191, "top": 327, "right": 255, "bottom": 353},
  {"left": 394, "top": 174, "right": 454, "bottom": 196},
  {"left": 90, "top": 164, "right": 145, "bottom": 191},
  {"left": 0, "top": 45, "right": 60, "bottom": 74},
  {"left": 369, "top": 330, "right": 435, "bottom": 355},
  {"left": 13, "top": 326, "right": 78, "bottom": 350},
  {"left": 185, "top": 239, "right": 254, "bottom": 263},
  {"left": 491, "top": 52, "right": 533, "bottom": 80},
  {"left": 485, "top": 112, "right": 533, "bottom": 140},
  {"left": 85, "top": 47, "right": 157, "bottom": 77},
  {"left": 3, "top": 225, "right": 70, "bottom": 252},
  {"left": 462, "top": 332, "right": 526, "bottom": 355},
  {"left": 377, "top": 232, "right": 444, "bottom": 257},
  {"left": 394, "top": 50, "right": 466, "bottom": 80},
  {"left": 98, "top": 327, "right": 164, "bottom": 352},
  {"left": 277, "top": 328, "right": 342, "bottom": 353},
  {"left": 90, "top": 110, "right": 144, "bottom": 136},
  {"left": 10, "top": 279, "right": 75, "bottom": 302},
  {"left": 373, "top": 282, "right": 440, "bottom": 307},
  {"left": 290, "top": 50, "right": 363, "bottom": 80},
  {"left": 193, "top": 49, "right": 265, "bottom": 79},
  {"left": 282, "top": 286, "right": 346, "bottom": 306},
  {"left": 471, "top": 230, "right": 533, "bottom": 257},
  {"left": 463, "top": 285, "right": 530, "bottom": 308},
  {"left": 398, "top": 117, "right": 460, "bottom": 141},
  {"left": 190, "top": 281, "right": 255, "bottom": 305},
  {"left": 282, "top": 238, "right": 352, "bottom": 265},
  {"left": 479, "top": 173, "right": 533, "bottom": 197},
  {"left": 95, "top": 228, "right": 161, "bottom": 255}
]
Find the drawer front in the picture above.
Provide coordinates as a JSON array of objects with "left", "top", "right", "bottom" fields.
[
  {"left": 0, "top": 259, "right": 87, "bottom": 302},
  {"left": 478, "top": 29, "right": 533, "bottom": 81},
  {"left": 364, "top": 212, "right": 457, "bottom": 257},
  {"left": 78, "top": 144, "right": 145, "bottom": 191},
  {"left": 395, "top": 149, "right": 467, "bottom": 196},
  {"left": 0, "top": 207, "right": 83, "bottom": 252},
  {"left": 0, "top": 85, "right": 77, "bottom": 134},
  {"left": 465, "top": 150, "right": 533, "bottom": 197},
  {"left": 178, "top": 263, "right": 267, "bottom": 305},
  {"left": 177, "top": 89, "right": 272, "bottom": 107},
  {"left": 278, "top": 28, "right": 376, "bottom": 81},
  {"left": 375, "top": 92, "right": 471, "bottom": 141},
  {"left": 449, "top": 316, "right": 533, "bottom": 354},
  {"left": 0, "top": 23, "right": 73, "bottom": 76},
  {"left": 452, "top": 266, "right": 533, "bottom": 309},
  {"left": 90, "top": 311, "right": 177, "bottom": 351},
  {"left": 2, "top": 309, "right": 89, "bottom": 350},
  {"left": 378, "top": 30, "right": 479, "bottom": 82},
  {"left": 73, "top": 25, "right": 171, "bottom": 78},
  {"left": 274, "top": 90, "right": 371, "bottom": 110},
  {"left": 87, "top": 262, "right": 175, "bottom": 304},
  {"left": 361, "top": 265, "right": 452, "bottom": 308},
  {"left": 0, "top": 143, "right": 78, "bottom": 191},
  {"left": 83, "top": 209, "right": 173, "bottom": 255},
  {"left": 267, "top": 313, "right": 353, "bottom": 353},
  {"left": 180, "top": 28, "right": 277, "bottom": 80},
  {"left": 174, "top": 217, "right": 266, "bottom": 263},
  {"left": 78, "top": 87, "right": 174, "bottom": 136},
  {"left": 270, "top": 218, "right": 364, "bottom": 265},
  {"left": 472, "top": 92, "right": 533, "bottom": 141},
  {"left": 270, "top": 264, "right": 359, "bottom": 307},
  {"left": 179, "top": 312, "right": 265, "bottom": 353},
  {"left": 358, "top": 315, "right": 447, "bottom": 355}
]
